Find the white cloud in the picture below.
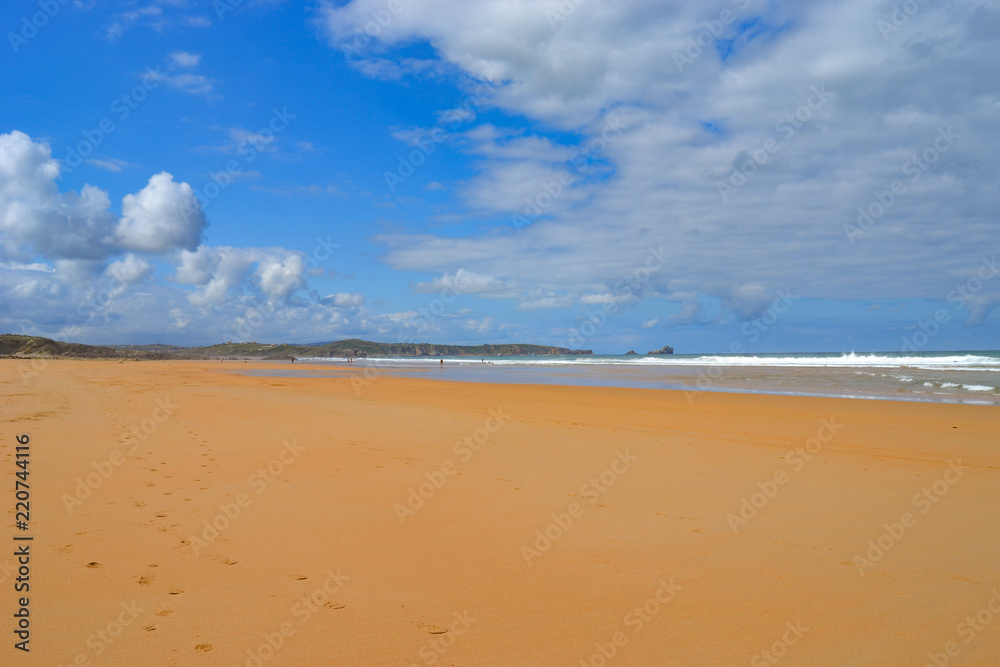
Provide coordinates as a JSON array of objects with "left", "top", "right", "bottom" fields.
[
  {"left": 1, "top": 132, "right": 207, "bottom": 262},
  {"left": 579, "top": 293, "right": 617, "bottom": 305},
  {"left": 149, "top": 71, "right": 215, "bottom": 95},
  {"left": 517, "top": 294, "right": 574, "bottom": 310},
  {"left": 116, "top": 172, "right": 208, "bottom": 253},
  {"left": 327, "top": 292, "right": 365, "bottom": 307},
  {"left": 106, "top": 254, "right": 152, "bottom": 285},
  {"left": 0, "top": 130, "right": 115, "bottom": 260},
  {"left": 640, "top": 317, "right": 659, "bottom": 329},
  {"left": 169, "top": 51, "right": 202, "bottom": 68},
  {"left": 0, "top": 261, "right": 55, "bottom": 273},
  {"left": 464, "top": 316, "right": 494, "bottom": 333},
  {"left": 336, "top": 0, "right": 1000, "bottom": 322},
  {"left": 106, "top": 1, "right": 215, "bottom": 40},
  {"left": 171, "top": 245, "right": 307, "bottom": 306},
  {"left": 86, "top": 157, "right": 131, "bottom": 172},
  {"left": 256, "top": 254, "right": 306, "bottom": 300},
  {"left": 413, "top": 268, "right": 520, "bottom": 298}
]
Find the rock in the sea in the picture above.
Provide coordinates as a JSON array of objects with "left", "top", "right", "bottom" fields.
[
  {"left": 625, "top": 350, "right": 637, "bottom": 355},
  {"left": 647, "top": 345, "right": 674, "bottom": 355}
]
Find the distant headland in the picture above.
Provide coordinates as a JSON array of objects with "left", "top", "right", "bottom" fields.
[{"left": 0, "top": 334, "right": 594, "bottom": 360}]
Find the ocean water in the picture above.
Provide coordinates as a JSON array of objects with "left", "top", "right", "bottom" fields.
[{"left": 281, "top": 351, "right": 1000, "bottom": 405}]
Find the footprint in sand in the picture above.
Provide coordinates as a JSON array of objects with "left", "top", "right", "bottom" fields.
[
  {"left": 143, "top": 625, "right": 156, "bottom": 632},
  {"left": 425, "top": 626, "right": 448, "bottom": 634},
  {"left": 325, "top": 602, "right": 346, "bottom": 610},
  {"left": 137, "top": 576, "right": 154, "bottom": 585},
  {"left": 156, "top": 610, "right": 172, "bottom": 617},
  {"left": 132, "top": 499, "right": 146, "bottom": 508},
  {"left": 222, "top": 559, "right": 238, "bottom": 565},
  {"left": 294, "top": 575, "right": 308, "bottom": 580},
  {"left": 195, "top": 644, "right": 212, "bottom": 653},
  {"left": 86, "top": 562, "right": 100, "bottom": 568},
  {"left": 169, "top": 587, "right": 184, "bottom": 595},
  {"left": 59, "top": 545, "right": 73, "bottom": 554}
]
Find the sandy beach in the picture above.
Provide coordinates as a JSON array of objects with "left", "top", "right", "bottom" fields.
[{"left": 3, "top": 359, "right": 999, "bottom": 665}]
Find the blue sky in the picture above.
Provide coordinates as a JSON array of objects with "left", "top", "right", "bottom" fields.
[{"left": 0, "top": 0, "right": 997, "bottom": 353}]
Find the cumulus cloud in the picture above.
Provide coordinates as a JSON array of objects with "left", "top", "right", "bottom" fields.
[
  {"left": 116, "top": 173, "right": 208, "bottom": 253},
  {"left": 256, "top": 253, "right": 306, "bottom": 300},
  {"left": 171, "top": 245, "right": 307, "bottom": 307},
  {"left": 105, "top": 254, "right": 152, "bottom": 285},
  {"left": 0, "top": 130, "right": 116, "bottom": 259},
  {"left": 1, "top": 132, "right": 207, "bottom": 262}
]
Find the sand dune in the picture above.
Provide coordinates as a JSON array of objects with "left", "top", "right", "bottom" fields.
[{"left": 2, "top": 359, "right": 998, "bottom": 665}]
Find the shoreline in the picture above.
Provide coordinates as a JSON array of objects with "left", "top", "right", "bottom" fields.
[{"left": 8, "top": 355, "right": 1000, "bottom": 404}]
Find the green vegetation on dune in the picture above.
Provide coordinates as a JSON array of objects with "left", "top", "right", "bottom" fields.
[{"left": 0, "top": 334, "right": 592, "bottom": 360}]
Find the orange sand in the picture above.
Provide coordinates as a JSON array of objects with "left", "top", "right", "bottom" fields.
[{"left": 2, "top": 359, "right": 999, "bottom": 665}]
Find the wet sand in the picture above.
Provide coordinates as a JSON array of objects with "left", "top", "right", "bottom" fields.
[{"left": 3, "top": 359, "right": 999, "bottom": 665}]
